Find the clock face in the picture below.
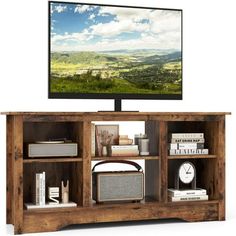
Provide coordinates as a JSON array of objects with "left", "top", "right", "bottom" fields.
[{"left": 179, "top": 162, "right": 195, "bottom": 184}]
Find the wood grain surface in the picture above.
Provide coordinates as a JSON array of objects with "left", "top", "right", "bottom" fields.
[{"left": 2, "top": 112, "right": 229, "bottom": 234}]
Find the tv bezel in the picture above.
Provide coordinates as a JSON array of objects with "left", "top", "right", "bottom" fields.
[{"left": 48, "top": 1, "right": 183, "bottom": 100}]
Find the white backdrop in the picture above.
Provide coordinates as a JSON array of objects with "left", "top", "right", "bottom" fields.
[{"left": 0, "top": 0, "right": 236, "bottom": 235}]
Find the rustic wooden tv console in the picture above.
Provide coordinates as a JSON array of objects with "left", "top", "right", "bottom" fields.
[{"left": 1, "top": 112, "right": 230, "bottom": 234}]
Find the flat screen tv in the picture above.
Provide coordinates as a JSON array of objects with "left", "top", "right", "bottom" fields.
[{"left": 49, "top": 1, "right": 182, "bottom": 111}]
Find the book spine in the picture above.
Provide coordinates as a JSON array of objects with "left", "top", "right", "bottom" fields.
[
  {"left": 112, "top": 149, "right": 139, "bottom": 153},
  {"left": 39, "top": 173, "right": 43, "bottom": 205},
  {"left": 111, "top": 152, "right": 139, "bottom": 157},
  {"left": 119, "top": 135, "right": 128, "bottom": 139},
  {"left": 168, "top": 189, "right": 207, "bottom": 197},
  {"left": 169, "top": 195, "right": 208, "bottom": 202},
  {"left": 32, "top": 174, "right": 36, "bottom": 205},
  {"left": 35, "top": 173, "right": 40, "bottom": 205},
  {"left": 169, "top": 149, "right": 209, "bottom": 155},
  {"left": 42, "top": 172, "right": 45, "bottom": 205},
  {"left": 171, "top": 133, "right": 204, "bottom": 139},
  {"left": 112, "top": 149, "right": 139, "bottom": 154},
  {"left": 171, "top": 138, "right": 205, "bottom": 143},
  {"left": 111, "top": 145, "right": 138, "bottom": 150},
  {"left": 169, "top": 143, "right": 204, "bottom": 150}
]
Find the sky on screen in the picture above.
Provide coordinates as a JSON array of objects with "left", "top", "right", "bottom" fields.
[{"left": 50, "top": 2, "right": 181, "bottom": 52}]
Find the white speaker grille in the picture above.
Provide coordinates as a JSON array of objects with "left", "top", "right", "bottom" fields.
[{"left": 28, "top": 143, "right": 78, "bottom": 157}]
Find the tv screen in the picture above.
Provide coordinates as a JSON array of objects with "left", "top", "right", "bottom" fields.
[{"left": 49, "top": 1, "right": 182, "bottom": 100}]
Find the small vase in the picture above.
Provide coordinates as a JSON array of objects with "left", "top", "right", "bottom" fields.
[
  {"left": 62, "top": 192, "right": 69, "bottom": 204},
  {"left": 102, "top": 146, "right": 108, "bottom": 156}
]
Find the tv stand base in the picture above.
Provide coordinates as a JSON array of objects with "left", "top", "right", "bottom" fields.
[{"left": 21, "top": 201, "right": 219, "bottom": 234}]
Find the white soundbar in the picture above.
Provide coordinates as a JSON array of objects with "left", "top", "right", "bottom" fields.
[{"left": 28, "top": 143, "right": 78, "bottom": 157}]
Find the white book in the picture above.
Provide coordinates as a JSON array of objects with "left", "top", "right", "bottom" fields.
[
  {"left": 39, "top": 173, "right": 43, "bottom": 205},
  {"left": 111, "top": 151, "right": 139, "bottom": 156},
  {"left": 42, "top": 172, "right": 45, "bottom": 205},
  {"left": 171, "top": 138, "right": 205, "bottom": 143},
  {"left": 169, "top": 195, "right": 208, "bottom": 202},
  {"left": 111, "top": 150, "right": 139, "bottom": 154},
  {"left": 25, "top": 202, "right": 77, "bottom": 209},
  {"left": 168, "top": 188, "right": 207, "bottom": 197},
  {"left": 111, "top": 145, "right": 138, "bottom": 150},
  {"left": 169, "top": 149, "right": 209, "bottom": 155},
  {"left": 171, "top": 133, "right": 204, "bottom": 139},
  {"left": 112, "top": 149, "right": 139, "bottom": 153},
  {"left": 169, "top": 143, "right": 204, "bottom": 150}
]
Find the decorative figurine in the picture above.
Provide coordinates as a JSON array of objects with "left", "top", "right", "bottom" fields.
[
  {"left": 61, "top": 180, "right": 69, "bottom": 204},
  {"left": 48, "top": 187, "right": 60, "bottom": 204}
]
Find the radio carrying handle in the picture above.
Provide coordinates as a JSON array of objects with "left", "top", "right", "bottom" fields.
[{"left": 92, "top": 160, "right": 143, "bottom": 172}]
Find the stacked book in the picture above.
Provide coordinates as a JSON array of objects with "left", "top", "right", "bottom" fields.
[
  {"left": 169, "top": 133, "right": 209, "bottom": 155},
  {"left": 119, "top": 135, "right": 133, "bottom": 145},
  {"left": 33, "top": 172, "right": 46, "bottom": 206},
  {"left": 111, "top": 145, "right": 139, "bottom": 156},
  {"left": 168, "top": 188, "right": 208, "bottom": 202},
  {"left": 111, "top": 135, "right": 138, "bottom": 156}
]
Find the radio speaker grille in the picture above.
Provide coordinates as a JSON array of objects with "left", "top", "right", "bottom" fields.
[{"left": 93, "top": 172, "right": 144, "bottom": 202}]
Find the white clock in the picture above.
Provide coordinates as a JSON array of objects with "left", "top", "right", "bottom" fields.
[{"left": 178, "top": 162, "right": 195, "bottom": 184}]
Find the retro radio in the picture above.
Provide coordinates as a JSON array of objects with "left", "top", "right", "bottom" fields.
[{"left": 92, "top": 160, "right": 144, "bottom": 203}]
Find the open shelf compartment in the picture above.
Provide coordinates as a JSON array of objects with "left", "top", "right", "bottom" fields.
[
  {"left": 23, "top": 121, "right": 84, "bottom": 160},
  {"left": 168, "top": 158, "right": 218, "bottom": 202},
  {"left": 91, "top": 120, "right": 160, "bottom": 204},
  {"left": 167, "top": 121, "right": 220, "bottom": 156},
  {"left": 23, "top": 162, "right": 83, "bottom": 208}
]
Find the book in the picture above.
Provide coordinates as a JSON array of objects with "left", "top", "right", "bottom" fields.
[
  {"left": 168, "top": 188, "right": 207, "bottom": 197},
  {"left": 119, "top": 139, "right": 133, "bottom": 145},
  {"left": 171, "top": 138, "right": 205, "bottom": 143},
  {"left": 33, "top": 173, "right": 40, "bottom": 205},
  {"left": 33, "top": 172, "right": 45, "bottom": 205},
  {"left": 111, "top": 149, "right": 139, "bottom": 156},
  {"left": 25, "top": 202, "right": 77, "bottom": 209},
  {"left": 119, "top": 135, "right": 129, "bottom": 139},
  {"left": 39, "top": 172, "right": 45, "bottom": 205},
  {"left": 41, "top": 172, "right": 46, "bottom": 205},
  {"left": 111, "top": 152, "right": 139, "bottom": 157},
  {"left": 169, "top": 149, "right": 209, "bottom": 155},
  {"left": 169, "top": 195, "right": 208, "bottom": 202},
  {"left": 112, "top": 149, "right": 139, "bottom": 153},
  {"left": 171, "top": 133, "right": 204, "bottom": 139},
  {"left": 111, "top": 145, "right": 139, "bottom": 156},
  {"left": 169, "top": 143, "right": 204, "bottom": 150},
  {"left": 39, "top": 173, "right": 43, "bottom": 205},
  {"left": 43, "top": 172, "right": 46, "bottom": 205},
  {"left": 111, "top": 145, "right": 138, "bottom": 150}
]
